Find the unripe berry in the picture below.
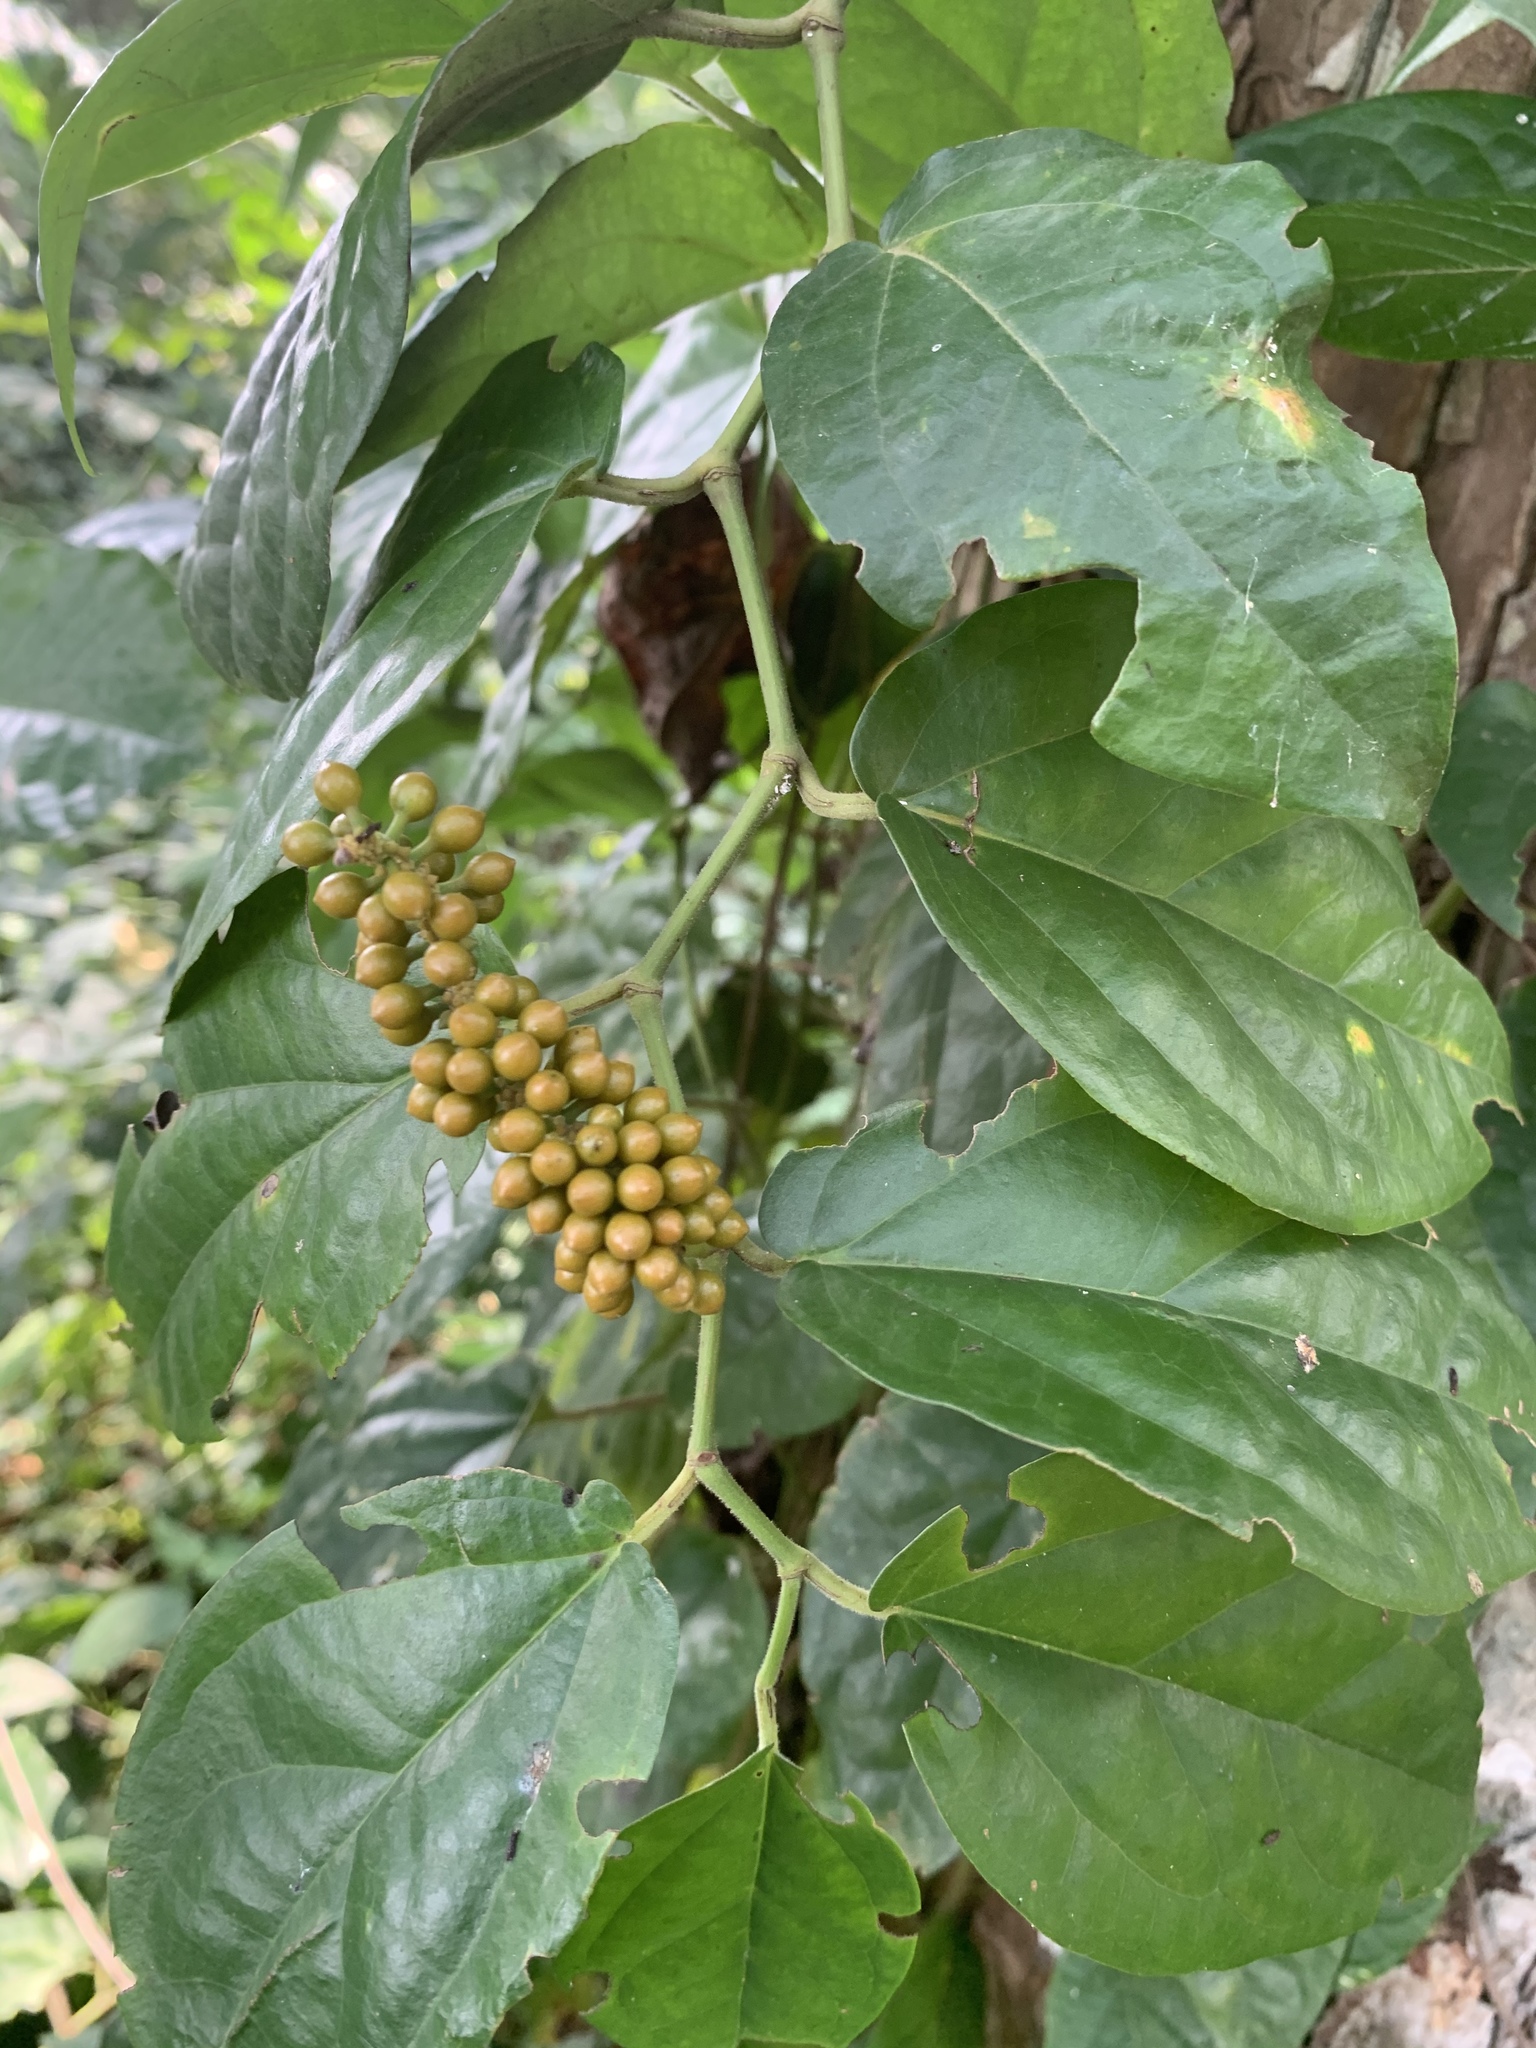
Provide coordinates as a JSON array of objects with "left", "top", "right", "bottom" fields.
[
  {"left": 407, "top": 1081, "right": 442, "bottom": 1122},
  {"left": 661, "top": 1155, "right": 710, "bottom": 1206},
  {"left": 490, "top": 1106, "right": 544, "bottom": 1154},
  {"left": 657, "top": 1269, "right": 697, "bottom": 1312},
  {"left": 529, "top": 1138, "right": 579, "bottom": 1186},
  {"left": 430, "top": 804, "right": 485, "bottom": 853},
  {"left": 554, "top": 1242, "right": 591, "bottom": 1276},
  {"left": 357, "top": 895, "right": 409, "bottom": 946},
  {"left": 420, "top": 847, "right": 456, "bottom": 882},
  {"left": 356, "top": 943, "right": 410, "bottom": 988},
  {"left": 434, "top": 1092, "right": 482, "bottom": 1138},
  {"left": 431, "top": 893, "right": 478, "bottom": 941},
  {"left": 681, "top": 1204, "right": 717, "bottom": 1244},
  {"left": 447, "top": 1001, "right": 497, "bottom": 1048},
  {"left": 492, "top": 1158, "right": 537, "bottom": 1210},
  {"left": 587, "top": 1251, "right": 632, "bottom": 1297},
  {"left": 567, "top": 1168, "right": 616, "bottom": 1217},
  {"left": 380, "top": 1017, "right": 431, "bottom": 1045},
  {"left": 562, "top": 1215, "right": 606, "bottom": 1256},
  {"left": 554, "top": 1268, "right": 586, "bottom": 1293},
  {"left": 469, "top": 892, "right": 504, "bottom": 924},
  {"left": 587, "top": 1102, "right": 624, "bottom": 1131},
  {"left": 636, "top": 1245, "right": 681, "bottom": 1293},
  {"left": 616, "top": 1163, "right": 664, "bottom": 1213},
  {"left": 625, "top": 1087, "right": 670, "bottom": 1123},
  {"left": 281, "top": 820, "right": 335, "bottom": 869},
  {"left": 713, "top": 1211, "right": 749, "bottom": 1249},
  {"left": 370, "top": 982, "right": 425, "bottom": 1032},
  {"left": 411, "top": 1041, "right": 452, "bottom": 1089},
  {"left": 702, "top": 1187, "right": 733, "bottom": 1221},
  {"left": 693, "top": 1272, "right": 726, "bottom": 1316},
  {"left": 314, "top": 871, "right": 369, "bottom": 919},
  {"left": 565, "top": 1049, "right": 610, "bottom": 1100},
  {"left": 616, "top": 1120, "right": 662, "bottom": 1165},
  {"left": 574, "top": 1123, "right": 618, "bottom": 1166},
  {"left": 390, "top": 770, "right": 437, "bottom": 821},
  {"left": 491, "top": 1031, "right": 542, "bottom": 1082},
  {"left": 313, "top": 761, "right": 362, "bottom": 812},
  {"left": 605, "top": 1211, "right": 652, "bottom": 1262},
  {"left": 381, "top": 870, "right": 434, "bottom": 922},
  {"left": 656, "top": 1112, "right": 703, "bottom": 1157},
  {"left": 595, "top": 1289, "right": 635, "bottom": 1320},
  {"left": 650, "top": 1207, "right": 686, "bottom": 1246},
  {"left": 557, "top": 1026, "right": 602, "bottom": 1062},
  {"left": 524, "top": 1068, "right": 571, "bottom": 1115},
  {"left": 445, "top": 1047, "right": 494, "bottom": 1095},
  {"left": 475, "top": 974, "right": 522, "bottom": 1016},
  {"left": 602, "top": 1060, "right": 637, "bottom": 1105},
  {"left": 422, "top": 940, "right": 476, "bottom": 988},
  {"left": 519, "top": 999, "right": 568, "bottom": 1046},
  {"left": 527, "top": 1190, "right": 569, "bottom": 1235},
  {"left": 462, "top": 850, "right": 516, "bottom": 895}
]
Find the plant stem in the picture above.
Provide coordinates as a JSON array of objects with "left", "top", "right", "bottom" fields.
[
  {"left": 731, "top": 1236, "right": 791, "bottom": 1277},
  {"left": 575, "top": 378, "right": 764, "bottom": 510},
  {"left": 629, "top": 988, "right": 685, "bottom": 1112},
  {"left": 696, "top": 1457, "right": 873, "bottom": 1614},
  {"left": 629, "top": 1462, "right": 698, "bottom": 1547},
  {"left": 1423, "top": 877, "right": 1467, "bottom": 936},
  {"left": 687, "top": 1297, "right": 725, "bottom": 1460},
  {"left": 630, "top": 3, "right": 834, "bottom": 49},
  {"left": 669, "top": 79, "right": 824, "bottom": 208},
  {"left": 727, "top": 792, "right": 801, "bottom": 1179},
  {"left": 804, "top": 10, "right": 854, "bottom": 252},
  {"left": 564, "top": 768, "right": 785, "bottom": 1015},
  {"left": 754, "top": 1575, "right": 801, "bottom": 1750},
  {"left": 0, "top": 1715, "right": 134, "bottom": 1993}
]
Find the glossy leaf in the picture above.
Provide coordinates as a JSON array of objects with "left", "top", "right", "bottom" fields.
[
  {"left": 852, "top": 583, "right": 1506, "bottom": 1233},
  {"left": 762, "top": 1072, "right": 1536, "bottom": 1614},
  {"left": 108, "top": 873, "right": 481, "bottom": 1441},
  {"left": 0, "top": 539, "right": 215, "bottom": 842},
  {"left": 178, "top": 339, "right": 622, "bottom": 978},
  {"left": 354, "top": 123, "right": 819, "bottom": 473},
  {"left": 719, "top": 0, "right": 1232, "bottom": 222},
  {"left": 712, "top": 1260, "right": 864, "bottom": 1450},
  {"left": 113, "top": 1474, "right": 677, "bottom": 2048},
  {"left": 860, "top": 1914, "right": 986, "bottom": 2048},
  {"left": 801, "top": 1394, "right": 1041, "bottom": 1872},
  {"left": 1238, "top": 92, "right": 1536, "bottom": 359},
  {"left": 763, "top": 128, "right": 1456, "bottom": 827},
  {"left": 562, "top": 1751, "right": 918, "bottom": 2048},
  {"left": 878, "top": 1455, "right": 1479, "bottom": 1971},
  {"left": 1429, "top": 679, "right": 1536, "bottom": 934},
  {"left": 1043, "top": 1942, "right": 1343, "bottom": 2048}
]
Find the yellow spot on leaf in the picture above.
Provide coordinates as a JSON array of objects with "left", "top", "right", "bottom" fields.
[
  {"left": 1346, "top": 1024, "right": 1374, "bottom": 1055},
  {"left": 1021, "top": 511, "right": 1057, "bottom": 540},
  {"left": 1217, "top": 373, "right": 1316, "bottom": 448},
  {"left": 1437, "top": 1039, "right": 1474, "bottom": 1066}
]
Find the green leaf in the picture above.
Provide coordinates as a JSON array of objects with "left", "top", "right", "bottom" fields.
[
  {"left": 1237, "top": 92, "right": 1536, "bottom": 360},
  {"left": 112, "top": 1473, "right": 677, "bottom": 2048},
  {"left": 719, "top": 0, "right": 1232, "bottom": 223},
  {"left": 852, "top": 582, "right": 1506, "bottom": 1234},
  {"left": 0, "top": 539, "right": 215, "bottom": 841},
  {"left": 66, "top": 1582, "right": 190, "bottom": 1685},
  {"left": 859, "top": 1914, "right": 986, "bottom": 2048},
  {"left": 762, "top": 1071, "right": 1536, "bottom": 1615},
  {"left": 1428, "top": 679, "right": 1536, "bottom": 935},
  {"left": 1475, "top": 975, "right": 1536, "bottom": 1333},
  {"left": 108, "top": 873, "right": 481, "bottom": 1441},
  {"left": 353, "top": 122, "right": 820, "bottom": 474},
  {"left": 343, "top": 1468, "right": 634, "bottom": 1564},
  {"left": 712, "top": 1261, "right": 864, "bottom": 1450},
  {"left": 562, "top": 1751, "right": 919, "bottom": 2048},
  {"left": 802, "top": 1395, "right": 1041, "bottom": 1873},
  {"left": 1043, "top": 1942, "right": 1344, "bottom": 2048},
  {"left": 0, "top": 1654, "right": 77, "bottom": 1721},
  {"left": 0, "top": 1909, "right": 92, "bottom": 2025},
  {"left": 500, "top": 745, "right": 673, "bottom": 829},
  {"left": 763, "top": 129, "right": 1457, "bottom": 828},
  {"left": 177, "top": 338, "right": 623, "bottom": 980},
  {"left": 879, "top": 1454, "right": 1480, "bottom": 1972}
]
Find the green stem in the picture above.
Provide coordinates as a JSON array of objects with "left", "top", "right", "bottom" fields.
[
  {"left": 574, "top": 378, "right": 764, "bottom": 510},
  {"left": 697, "top": 1458, "right": 873, "bottom": 1615},
  {"left": 671, "top": 79, "right": 824, "bottom": 209},
  {"left": 1423, "top": 877, "right": 1467, "bottom": 936},
  {"left": 629, "top": 989, "right": 685, "bottom": 1113},
  {"left": 804, "top": 9, "right": 854, "bottom": 252},
  {"left": 687, "top": 1297, "right": 725, "bottom": 1461},
  {"left": 631, "top": 3, "right": 829, "bottom": 49},
  {"left": 754, "top": 1575, "right": 801, "bottom": 1750},
  {"left": 629, "top": 1463, "right": 698, "bottom": 1547},
  {"left": 706, "top": 469, "right": 799, "bottom": 759}
]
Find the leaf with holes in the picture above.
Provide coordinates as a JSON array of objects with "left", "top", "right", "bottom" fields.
[
  {"left": 850, "top": 581, "right": 1506, "bottom": 1232},
  {"left": 112, "top": 1474, "right": 677, "bottom": 2048},
  {"left": 878, "top": 1455, "right": 1479, "bottom": 1972},
  {"left": 560, "top": 1750, "right": 918, "bottom": 2048},
  {"left": 761, "top": 1071, "right": 1536, "bottom": 1615},
  {"left": 763, "top": 127, "right": 1456, "bottom": 826},
  {"left": 107, "top": 872, "right": 481, "bottom": 1441}
]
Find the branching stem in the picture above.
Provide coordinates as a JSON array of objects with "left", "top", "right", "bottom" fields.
[
  {"left": 0, "top": 1715, "right": 134, "bottom": 1993},
  {"left": 631, "top": 3, "right": 842, "bottom": 49},
  {"left": 669, "top": 78, "right": 825, "bottom": 208},
  {"left": 696, "top": 1458, "right": 873, "bottom": 1615},
  {"left": 574, "top": 379, "right": 764, "bottom": 510},
  {"left": 755, "top": 1576, "right": 802, "bottom": 1749},
  {"left": 804, "top": 9, "right": 855, "bottom": 252}
]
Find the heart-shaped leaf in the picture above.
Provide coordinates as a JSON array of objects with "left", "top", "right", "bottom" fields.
[
  {"left": 762, "top": 127, "right": 1456, "bottom": 826},
  {"left": 877, "top": 1455, "right": 1479, "bottom": 1972},
  {"left": 761, "top": 1072, "right": 1536, "bottom": 1614},
  {"left": 108, "top": 872, "right": 481, "bottom": 1441},
  {"left": 177, "top": 337, "right": 622, "bottom": 979},
  {"left": 112, "top": 1475, "right": 677, "bottom": 2048},
  {"left": 851, "top": 581, "right": 1507, "bottom": 1233}
]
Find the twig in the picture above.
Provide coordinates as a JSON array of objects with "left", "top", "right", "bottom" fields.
[
  {"left": 0, "top": 1715, "right": 133, "bottom": 1993},
  {"left": 754, "top": 1576, "right": 802, "bottom": 1749}
]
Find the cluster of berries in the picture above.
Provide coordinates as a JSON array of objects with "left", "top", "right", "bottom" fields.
[{"left": 284, "top": 762, "right": 743, "bottom": 1320}]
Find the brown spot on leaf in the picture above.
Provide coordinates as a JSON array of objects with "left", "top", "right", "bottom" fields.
[{"left": 258, "top": 1173, "right": 279, "bottom": 1201}]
